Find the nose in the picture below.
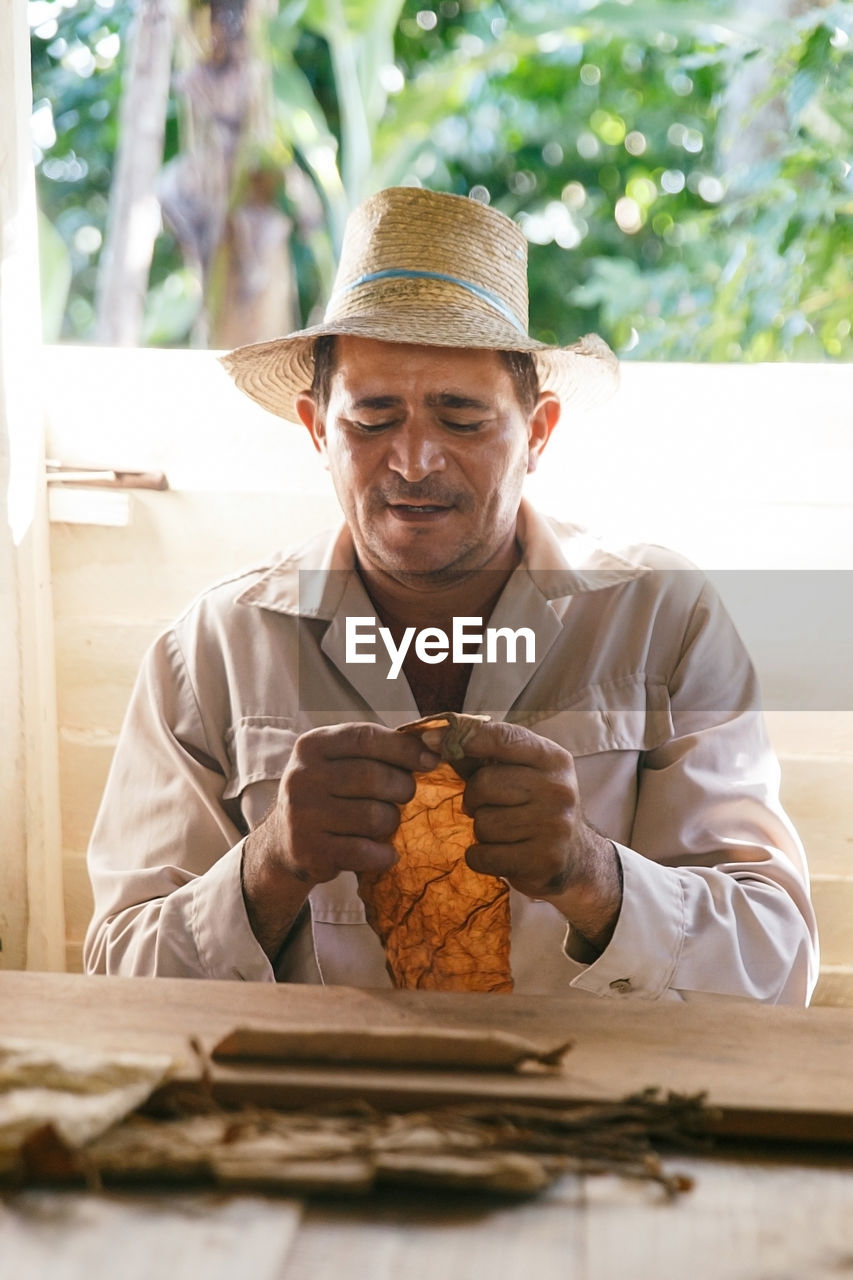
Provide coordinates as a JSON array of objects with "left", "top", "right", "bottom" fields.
[{"left": 385, "top": 422, "right": 446, "bottom": 482}]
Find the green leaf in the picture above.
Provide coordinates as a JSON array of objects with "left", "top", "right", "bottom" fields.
[
  {"left": 31, "top": 0, "right": 853, "bottom": 364},
  {"left": 270, "top": 52, "right": 347, "bottom": 209},
  {"left": 788, "top": 24, "right": 834, "bottom": 121},
  {"left": 303, "top": 0, "right": 404, "bottom": 40},
  {"left": 272, "top": 54, "right": 339, "bottom": 152},
  {"left": 798, "top": 22, "right": 835, "bottom": 73},
  {"left": 779, "top": 213, "right": 805, "bottom": 255}
]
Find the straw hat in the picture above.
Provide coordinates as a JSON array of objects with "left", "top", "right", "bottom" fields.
[{"left": 221, "top": 186, "right": 618, "bottom": 423}]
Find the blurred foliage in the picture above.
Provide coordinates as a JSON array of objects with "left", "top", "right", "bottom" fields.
[
  {"left": 29, "top": 0, "right": 853, "bottom": 359},
  {"left": 37, "top": 208, "right": 72, "bottom": 341},
  {"left": 30, "top": 0, "right": 128, "bottom": 340}
]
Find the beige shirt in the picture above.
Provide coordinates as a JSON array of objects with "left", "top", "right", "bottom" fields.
[{"left": 84, "top": 501, "right": 818, "bottom": 1003}]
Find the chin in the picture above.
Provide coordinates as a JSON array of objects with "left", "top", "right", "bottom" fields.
[{"left": 375, "top": 551, "right": 480, "bottom": 587}]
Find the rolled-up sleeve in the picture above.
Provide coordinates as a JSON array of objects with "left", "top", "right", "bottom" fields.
[
  {"left": 83, "top": 628, "right": 275, "bottom": 981},
  {"left": 563, "top": 579, "right": 819, "bottom": 1004}
]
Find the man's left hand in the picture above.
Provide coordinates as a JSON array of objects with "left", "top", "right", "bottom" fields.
[{"left": 423, "top": 719, "right": 623, "bottom": 954}]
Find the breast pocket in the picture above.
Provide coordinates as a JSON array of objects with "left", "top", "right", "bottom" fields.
[
  {"left": 518, "top": 676, "right": 675, "bottom": 844},
  {"left": 223, "top": 716, "right": 300, "bottom": 829}
]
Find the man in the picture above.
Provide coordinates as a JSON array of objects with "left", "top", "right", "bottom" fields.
[{"left": 84, "top": 186, "right": 817, "bottom": 1001}]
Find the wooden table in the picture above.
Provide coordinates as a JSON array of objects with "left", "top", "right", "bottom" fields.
[{"left": 2, "top": 971, "right": 853, "bottom": 1279}]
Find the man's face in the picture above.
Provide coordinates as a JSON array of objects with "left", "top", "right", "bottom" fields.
[{"left": 297, "top": 336, "right": 558, "bottom": 587}]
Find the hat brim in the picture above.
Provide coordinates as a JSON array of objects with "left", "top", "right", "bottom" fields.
[{"left": 220, "top": 308, "right": 619, "bottom": 424}]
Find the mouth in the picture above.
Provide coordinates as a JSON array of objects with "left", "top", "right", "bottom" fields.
[
  {"left": 392, "top": 503, "right": 449, "bottom": 512},
  {"left": 387, "top": 502, "right": 454, "bottom": 523}
]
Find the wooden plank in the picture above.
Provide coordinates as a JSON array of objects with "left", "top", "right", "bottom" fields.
[
  {"left": 43, "top": 351, "right": 853, "bottom": 513},
  {"left": 59, "top": 740, "right": 113, "bottom": 855},
  {"left": 814, "top": 965, "right": 853, "bottom": 1008},
  {"left": 810, "top": 876, "right": 853, "bottom": 966},
  {"left": 780, "top": 758, "right": 853, "bottom": 879},
  {"left": 574, "top": 1155, "right": 853, "bottom": 1280},
  {"left": 4, "top": 1154, "right": 853, "bottom": 1280},
  {"left": 288, "top": 1155, "right": 853, "bottom": 1280},
  {"left": 49, "top": 492, "right": 338, "bottom": 615},
  {"left": 0, "top": 1192, "right": 303, "bottom": 1280},
  {"left": 42, "top": 346, "right": 333, "bottom": 497},
  {"left": 61, "top": 852, "right": 93, "bottom": 945},
  {"left": 3, "top": 972, "right": 853, "bottom": 1143},
  {"left": 3, "top": 1155, "right": 853, "bottom": 1280}
]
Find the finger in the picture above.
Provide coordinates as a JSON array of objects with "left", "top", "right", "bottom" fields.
[
  {"left": 322, "top": 758, "right": 419, "bottom": 806},
  {"left": 430, "top": 719, "right": 566, "bottom": 770},
  {"left": 466, "top": 840, "right": 527, "bottom": 880},
  {"left": 312, "top": 796, "right": 402, "bottom": 842},
  {"left": 470, "top": 804, "right": 536, "bottom": 845},
  {"left": 307, "top": 835, "right": 398, "bottom": 880},
  {"left": 462, "top": 764, "right": 537, "bottom": 814},
  {"left": 300, "top": 723, "right": 441, "bottom": 773},
  {"left": 466, "top": 842, "right": 569, "bottom": 897}
]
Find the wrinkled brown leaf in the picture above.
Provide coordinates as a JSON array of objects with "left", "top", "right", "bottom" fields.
[{"left": 358, "top": 714, "right": 512, "bottom": 992}]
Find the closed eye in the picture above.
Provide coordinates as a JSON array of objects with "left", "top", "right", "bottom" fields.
[
  {"left": 351, "top": 419, "right": 398, "bottom": 433},
  {"left": 346, "top": 414, "right": 487, "bottom": 433}
]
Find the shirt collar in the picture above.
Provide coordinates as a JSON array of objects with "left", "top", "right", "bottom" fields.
[
  {"left": 514, "top": 500, "right": 650, "bottom": 600},
  {"left": 235, "top": 498, "right": 648, "bottom": 619}
]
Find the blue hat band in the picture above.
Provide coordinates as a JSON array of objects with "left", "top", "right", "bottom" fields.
[{"left": 330, "top": 268, "right": 527, "bottom": 335}]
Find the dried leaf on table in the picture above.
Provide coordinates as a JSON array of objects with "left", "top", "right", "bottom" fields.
[
  {"left": 211, "top": 1024, "right": 571, "bottom": 1071},
  {"left": 0, "top": 1038, "right": 172, "bottom": 1178},
  {"left": 11, "top": 1091, "right": 708, "bottom": 1199},
  {"left": 358, "top": 713, "right": 513, "bottom": 992},
  {"left": 0, "top": 1037, "right": 707, "bottom": 1198}
]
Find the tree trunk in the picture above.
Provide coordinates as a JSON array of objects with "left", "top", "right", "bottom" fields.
[
  {"left": 716, "top": 0, "right": 830, "bottom": 185},
  {"left": 161, "top": 0, "right": 299, "bottom": 348},
  {"left": 95, "top": 0, "right": 176, "bottom": 345},
  {"left": 209, "top": 169, "right": 296, "bottom": 350}
]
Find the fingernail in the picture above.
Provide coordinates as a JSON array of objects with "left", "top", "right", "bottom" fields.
[
  {"left": 419, "top": 748, "right": 442, "bottom": 769},
  {"left": 419, "top": 729, "right": 444, "bottom": 752}
]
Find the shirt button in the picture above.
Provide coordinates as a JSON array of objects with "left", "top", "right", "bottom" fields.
[{"left": 609, "top": 977, "right": 632, "bottom": 993}]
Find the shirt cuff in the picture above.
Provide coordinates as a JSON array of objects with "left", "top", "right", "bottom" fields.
[
  {"left": 190, "top": 840, "right": 277, "bottom": 982},
  {"left": 565, "top": 842, "right": 686, "bottom": 999}
]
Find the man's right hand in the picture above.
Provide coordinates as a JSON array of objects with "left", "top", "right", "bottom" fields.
[{"left": 241, "top": 723, "right": 441, "bottom": 960}]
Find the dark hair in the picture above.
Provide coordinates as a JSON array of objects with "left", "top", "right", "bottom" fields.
[
  {"left": 499, "top": 349, "right": 540, "bottom": 416},
  {"left": 310, "top": 335, "right": 540, "bottom": 416}
]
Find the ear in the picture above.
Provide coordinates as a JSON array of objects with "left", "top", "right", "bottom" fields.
[
  {"left": 526, "top": 391, "right": 560, "bottom": 474},
  {"left": 295, "top": 392, "right": 327, "bottom": 459}
]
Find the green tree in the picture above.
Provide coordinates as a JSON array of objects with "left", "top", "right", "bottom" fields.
[
  {"left": 30, "top": 0, "right": 853, "bottom": 359},
  {"left": 30, "top": 0, "right": 131, "bottom": 339}
]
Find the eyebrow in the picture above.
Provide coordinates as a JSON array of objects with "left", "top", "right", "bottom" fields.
[
  {"left": 350, "top": 395, "right": 405, "bottom": 411},
  {"left": 349, "top": 392, "right": 494, "bottom": 412},
  {"left": 426, "top": 391, "right": 493, "bottom": 412}
]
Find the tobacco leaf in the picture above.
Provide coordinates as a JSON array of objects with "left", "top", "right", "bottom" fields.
[
  {"left": 211, "top": 1025, "right": 570, "bottom": 1071},
  {"left": 10, "top": 1092, "right": 707, "bottom": 1199},
  {"left": 358, "top": 714, "right": 512, "bottom": 992},
  {"left": 0, "top": 1037, "right": 707, "bottom": 1198},
  {"left": 0, "top": 1038, "right": 173, "bottom": 1161}
]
